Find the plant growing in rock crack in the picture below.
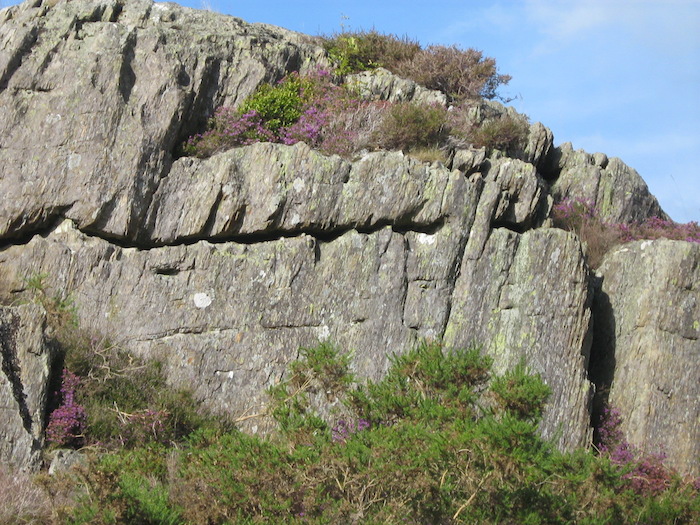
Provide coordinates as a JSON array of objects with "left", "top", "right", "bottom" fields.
[{"left": 46, "top": 368, "right": 86, "bottom": 448}]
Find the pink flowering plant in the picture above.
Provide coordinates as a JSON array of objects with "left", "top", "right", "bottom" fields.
[
  {"left": 46, "top": 368, "right": 86, "bottom": 448},
  {"left": 596, "top": 405, "right": 672, "bottom": 496},
  {"left": 553, "top": 197, "right": 700, "bottom": 268}
]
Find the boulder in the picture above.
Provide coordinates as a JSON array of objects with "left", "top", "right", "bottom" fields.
[
  {"left": 345, "top": 67, "right": 447, "bottom": 106},
  {"left": 0, "top": 304, "right": 53, "bottom": 471},
  {"left": 593, "top": 239, "right": 700, "bottom": 476}
]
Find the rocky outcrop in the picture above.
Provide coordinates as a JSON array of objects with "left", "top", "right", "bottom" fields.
[
  {"left": 0, "top": 0, "right": 327, "bottom": 243},
  {"left": 345, "top": 67, "right": 447, "bottom": 106},
  {"left": 445, "top": 228, "right": 593, "bottom": 450},
  {"left": 0, "top": 0, "right": 697, "bottom": 477},
  {"left": 0, "top": 304, "right": 53, "bottom": 471},
  {"left": 593, "top": 240, "right": 700, "bottom": 476},
  {"left": 550, "top": 142, "right": 667, "bottom": 223}
]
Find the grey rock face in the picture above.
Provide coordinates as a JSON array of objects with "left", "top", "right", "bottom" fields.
[
  {"left": 0, "top": 0, "right": 327, "bottom": 242},
  {"left": 551, "top": 142, "right": 667, "bottom": 223},
  {"left": 345, "top": 67, "right": 447, "bottom": 106},
  {"left": 1, "top": 0, "right": 696, "bottom": 477},
  {"left": 594, "top": 240, "right": 700, "bottom": 476},
  {"left": 0, "top": 304, "right": 53, "bottom": 471},
  {"left": 445, "top": 228, "right": 594, "bottom": 451}
]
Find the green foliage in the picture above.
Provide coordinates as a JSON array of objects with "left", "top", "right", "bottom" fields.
[
  {"left": 322, "top": 30, "right": 420, "bottom": 75},
  {"left": 467, "top": 113, "right": 530, "bottom": 154},
  {"left": 490, "top": 361, "right": 551, "bottom": 421},
  {"left": 375, "top": 101, "right": 449, "bottom": 152},
  {"left": 238, "top": 73, "right": 311, "bottom": 133},
  {"left": 57, "top": 340, "right": 700, "bottom": 524}
]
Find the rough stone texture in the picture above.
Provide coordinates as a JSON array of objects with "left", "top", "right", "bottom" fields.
[
  {"left": 1, "top": 0, "right": 697, "bottom": 477},
  {"left": 550, "top": 142, "right": 667, "bottom": 224},
  {"left": 0, "top": 304, "right": 52, "bottom": 471},
  {"left": 594, "top": 240, "right": 700, "bottom": 476},
  {"left": 445, "top": 228, "right": 594, "bottom": 451},
  {"left": 345, "top": 67, "right": 447, "bottom": 106},
  {"left": 146, "top": 142, "right": 458, "bottom": 245},
  {"left": 0, "top": 0, "right": 328, "bottom": 242},
  {"left": 0, "top": 144, "right": 589, "bottom": 447}
]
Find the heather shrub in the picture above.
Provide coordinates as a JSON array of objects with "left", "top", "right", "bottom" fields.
[
  {"left": 45, "top": 368, "right": 86, "bottom": 448},
  {"left": 375, "top": 101, "right": 449, "bottom": 152},
  {"left": 553, "top": 197, "right": 700, "bottom": 269},
  {"left": 394, "top": 44, "right": 511, "bottom": 102},
  {"left": 467, "top": 113, "right": 529, "bottom": 154}
]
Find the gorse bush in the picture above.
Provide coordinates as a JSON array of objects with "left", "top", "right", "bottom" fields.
[{"left": 48, "top": 340, "right": 700, "bottom": 524}]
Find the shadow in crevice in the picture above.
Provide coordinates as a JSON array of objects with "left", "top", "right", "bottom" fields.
[{"left": 588, "top": 275, "right": 617, "bottom": 448}]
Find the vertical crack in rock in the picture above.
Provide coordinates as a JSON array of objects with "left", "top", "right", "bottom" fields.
[
  {"left": 117, "top": 29, "right": 137, "bottom": 103},
  {"left": 0, "top": 312, "right": 33, "bottom": 434}
]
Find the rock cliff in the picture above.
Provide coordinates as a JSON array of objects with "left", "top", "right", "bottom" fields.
[{"left": 0, "top": 0, "right": 697, "bottom": 476}]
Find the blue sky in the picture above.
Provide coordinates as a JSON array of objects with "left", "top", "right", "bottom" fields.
[{"left": 3, "top": 0, "right": 698, "bottom": 221}]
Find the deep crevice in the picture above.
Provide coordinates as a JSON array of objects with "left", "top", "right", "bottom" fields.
[
  {"left": 0, "top": 209, "right": 73, "bottom": 252},
  {"left": 587, "top": 275, "right": 617, "bottom": 448},
  {"left": 0, "top": 311, "right": 33, "bottom": 434}
]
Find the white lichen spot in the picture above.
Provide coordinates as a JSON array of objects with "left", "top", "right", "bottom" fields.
[
  {"left": 292, "top": 177, "right": 306, "bottom": 193},
  {"left": 316, "top": 325, "right": 330, "bottom": 340},
  {"left": 193, "top": 292, "right": 212, "bottom": 309},
  {"left": 45, "top": 113, "right": 62, "bottom": 124},
  {"left": 416, "top": 233, "right": 436, "bottom": 245},
  {"left": 641, "top": 240, "right": 653, "bottom": 250},
  {"left": 67, "top": 153, "right": 81, "bottom": 170}
]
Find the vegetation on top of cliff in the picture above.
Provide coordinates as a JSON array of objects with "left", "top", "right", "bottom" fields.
[
  {"left": 22, "top": 339, "right": 700, "bottom": 524},
  {"left": 321, "top": 30, "right": 511, "bottom": 103},
  {"left": 183, "top": 66, "right": 527, "bottom": 161},
  {"left": 553, "top": 198, "right": 700, "bottom": 268}
]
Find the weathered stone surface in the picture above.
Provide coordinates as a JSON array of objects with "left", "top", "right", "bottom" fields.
[
  {"left": 0, "top": 304, "right": 52, "bottom": 471},
  {"left": 594, "top": 240, "right": 700, "bottom": 476},
  {"left": 464, "top": 157, "right": 551, "bottom": 260},
  {"left": 551, "top": 142, "right": 667, "bottom": 224},
  {"left": 345, "top": 67, "right": 447, "bottom": 106},
  {"left": 146, "top": 142, "right": 459, "bottom": 245},
  {"left": 445, "top": 228, "right": 594, "bottom": 451},
  {"left": 0, "top": 0, "right": 328, "bottom": 242},
  {"left": 2, "top": 0, "right": 696, "bottom": 477},
  {"left": 523, "top": 121, "right": 554, "bottom": 175}
]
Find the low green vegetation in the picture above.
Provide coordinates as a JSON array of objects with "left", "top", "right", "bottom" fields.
[
  {"left": 25, "top": 336, "right": 700, "bottom": 524},
  {"left": 183, "top": 30, "right": 525, "bottom": 161}
]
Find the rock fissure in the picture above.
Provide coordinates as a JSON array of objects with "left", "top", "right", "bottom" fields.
[{"left": 0, "top": 313, "right": 33, "bottom": 434}]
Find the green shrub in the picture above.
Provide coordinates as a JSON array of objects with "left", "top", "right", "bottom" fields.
[
  {"left": 59, "top": 340, "right": 700, "bottom": 524},
  {"left": 490, "top": 361, "right": 551, "bottom": 421},
  {"left": 238, "top": 73, "right": 311, "bottom": 133},
  {"left": 375, "top": 101, "right": 449, "bottom": 152},
  {"left": 322, "top": 30, "right": 420, "bottom": 75}
]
